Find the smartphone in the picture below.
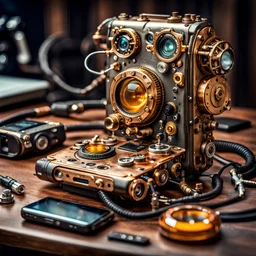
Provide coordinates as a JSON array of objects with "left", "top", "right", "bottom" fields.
[{"left": 21, "top": 197, "right": 114, "bottom": 234}]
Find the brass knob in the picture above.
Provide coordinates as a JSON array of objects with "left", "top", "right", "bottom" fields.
[
  {"left": 165, "top": 121, "right": 177, "bottom": 136},
  {"left": 95, "top": 179, "right": 104, "bottom": 188},
  {"left": 104, "top": 114, "right": 123, "bottom": 131}
]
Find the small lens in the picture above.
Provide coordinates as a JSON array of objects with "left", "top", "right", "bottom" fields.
[
  {"left": 117, "top": 36, "right": 130, "bottom": 52},
  {"left": 157, "top": 35, "right": 177, "bottom": 59},
  {"left": 220, "top": 50, "right": 234, "bottom": 71},
  {"left": 134, "top": 183, "right": 144, "bottom": 198},
  {"left": 145, "top": 33, "right": 154, "bottom": 44}
]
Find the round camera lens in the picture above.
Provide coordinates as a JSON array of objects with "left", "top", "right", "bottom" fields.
[
  {"left": 116, "top": 78, "right": 147, "bottom": 114},
  {"left": 220, "top": 50, "right": 234, "bottom": 71},
  {"left": 117, "top": 36, "right": 130, "bottom": 52},
  {"left": 157, "top": 35, "right": 177, "bottom": 59},
  {"left": 145, "top": 33, "right": 154, "bottom": 44}
]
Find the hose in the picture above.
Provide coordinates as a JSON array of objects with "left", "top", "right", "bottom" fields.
[
  {"left": 39, "top": 35, "right": 105, "bottom": 95},
  {"left": 214, "top": 140, "right": 255, "bottom": 174},
  {"left": 98, "top": 175, "right": 223, "bottom": 219}
]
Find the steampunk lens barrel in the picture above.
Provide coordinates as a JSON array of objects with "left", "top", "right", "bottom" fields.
[{"left": 157, "top": 34, "right": 177, "bottom": 60}]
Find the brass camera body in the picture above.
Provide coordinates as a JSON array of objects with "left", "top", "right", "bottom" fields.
[
  {"left": 36, "top": 12, "right": 234, "bottom": 201},
  {"left": 103, "top": 12, "right": 233, "bottom": 174}
]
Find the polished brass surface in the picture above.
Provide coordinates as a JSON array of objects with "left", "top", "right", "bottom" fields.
[
  {"left": 111, "top": 28, "right": 141, "bottom": 58},
  {"left": 53, "top": 167, "right": 114, "bottom": 192},
  {"left": 128, "top": 178, "right": 148, "bottom": 201},
  {"left": 197, "top": 36, "right": 234, "bottom": 75},
  {"left": 152, "top": 169, "right": 169, "bottom": 186},
  {"left": 197, "top": 76, "right": 231, "bottom": 115},
  {"left": 173, "top": 72, "right": 184, "bottom": 87},
  {"left": 159, "top": 205, "right": 221, "bottom": 241},
  {"left": 109, "top": 67, "right": 164, "bottom": 127},
  {"left": 125, "top": 127, "right": 139, "bottom": 136},
  {"left": 165, "top": 121, "right": 177, "bottom": 136},
  {"left": 47, "top": 138, "right": 185, "bottom": 200},
  {"left": 149, "top": 29, "right": 187, "bottom": 63},
  {"left": 171, "top": 162, "right": 181, "bottom": 178},
  {"left": 104, "top": 113, "right": 124, "bottom": 131}
]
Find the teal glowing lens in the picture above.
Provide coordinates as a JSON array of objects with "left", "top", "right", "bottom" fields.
[
  {"left": 157, "top": 35, "right": 177, "bottom": 59},
  {"left": 220, "top": 50, "right": 234, "bottom": 71},
  {"left": 117, "top": 36, "right": 129, "bottom": 52}
]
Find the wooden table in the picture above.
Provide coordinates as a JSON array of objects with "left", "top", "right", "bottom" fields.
[{"left": 0, "top": 105, "right": 256, "bottom": 256}]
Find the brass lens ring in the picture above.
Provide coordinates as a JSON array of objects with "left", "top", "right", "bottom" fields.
[
  {"left": 159, "top": 205, "right": 221, "bottom": 242},
  {"left": 128, "top": 178, "right": 148, "bottom": 201},
  {"left": 152, "top": 169, "right": 169, "bottom": 186},
  {"left": 153, "top": 29, "right": 186, "bottom": 63},
  {"left": 110, "top": 67, "right": 164, "bottom": 127},
  {"left": 112, "top": 28, "right": 141, "bottom": 58},
  {"left": 197, "top": 36, "right": 234, "bottom": 75}
]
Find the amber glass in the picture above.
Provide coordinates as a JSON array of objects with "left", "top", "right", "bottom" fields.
[
  {"left": 85, "top": 144, "right": 109, "bottom": 154},
  {"left": 117, "top": 78, "right": 147, "bottom": 114}
]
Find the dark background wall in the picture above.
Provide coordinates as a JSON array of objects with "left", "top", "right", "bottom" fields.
[{"left": 0, "top": 0, "right": 255, "bottom": 108}]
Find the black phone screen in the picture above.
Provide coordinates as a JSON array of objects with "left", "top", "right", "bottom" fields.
[{"left": 24, "top": 197, "right": 110, "bottom": 225}]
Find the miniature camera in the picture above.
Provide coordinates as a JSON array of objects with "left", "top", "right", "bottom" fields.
[
  {"left": 0, "top": 120, "right": 65, "bottom": 158},
  {"left": 36, "top": 12, "right": 234, "bottom": 201}
]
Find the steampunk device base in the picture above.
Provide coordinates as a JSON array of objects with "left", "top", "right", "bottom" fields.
[{"left": 36, "top": 135, "right": 185, "bottom": 201}]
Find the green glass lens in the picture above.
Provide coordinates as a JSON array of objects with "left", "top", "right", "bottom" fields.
[
  {"left": 220, "top": 50, "right": 234, "bottom": 71},
  {"left": 157, "top": 35, "right": 177, "bottom": 59}
]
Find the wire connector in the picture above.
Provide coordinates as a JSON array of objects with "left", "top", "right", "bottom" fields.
[{"left": 230, "top": 168, "right": 245, "bottom": 197}]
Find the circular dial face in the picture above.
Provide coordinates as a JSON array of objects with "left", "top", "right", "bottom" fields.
[{"left": 116, "top": 78, "right": 148, "bottom": 114}]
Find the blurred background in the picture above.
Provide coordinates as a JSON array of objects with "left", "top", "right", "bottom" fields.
[{"left": 0, "top": 0, "right": 255, "bottom": 108}]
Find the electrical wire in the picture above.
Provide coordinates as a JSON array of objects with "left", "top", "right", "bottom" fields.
[
  {"left": 84, "top": 50, "right": 114, "bottom": 75},
  {"left": 65, "top": 122, "right": 106, "bottom": 132},
  {"left": 39, "top": 35, "right": 106, "bottom": 95}
]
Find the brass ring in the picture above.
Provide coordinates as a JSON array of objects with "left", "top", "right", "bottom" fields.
[
  {"left": 112, "top": 28, "right": 141, "bottom": 58},
  {"left": 153, "top": 29, "right": 185, "bottom": 63},
  {"left": 159, "top": 205, "right": 221, "bottom": 242}
]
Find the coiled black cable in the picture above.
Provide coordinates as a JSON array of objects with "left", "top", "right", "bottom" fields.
[
  {"left": 39, "top": 35, "right": 105, "bottom": 95},
  {"left": 214, "top": 140, "right": 255, "bottom": 174},
  {"left": 98, "top": 175, "right": 223, "bottom": 219}
]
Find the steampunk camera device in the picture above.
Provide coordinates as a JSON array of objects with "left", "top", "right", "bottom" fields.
[{"left": 36, "top": 12, "right": 234, "bottom": 202}]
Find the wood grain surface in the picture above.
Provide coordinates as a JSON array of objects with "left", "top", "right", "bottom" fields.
[{"left": 0, "top": 105, "right": 256, "bottom": 256}]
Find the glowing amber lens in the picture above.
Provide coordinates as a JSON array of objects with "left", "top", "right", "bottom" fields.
[
  {"left": 118, "top": 78, "right": 147, "bottom": 114},
  {"left": 85, "top": 144, "right": 109, "bottom": 154}
]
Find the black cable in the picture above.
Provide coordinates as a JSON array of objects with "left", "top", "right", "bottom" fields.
[
  {"left": 217, "top": 162, "right": 241, "bottom": 176},
  {"left": 39, "top": 35, "right": 105, "bottom": 95},
  {"left": 65, "top": 122, "right": 106, "bottom": 132},
  {"left": 51, "top": 99, "right": 106, "bottom": 117},
  {"left": 98, "top": 190, "right": 182, "bottom": 219},
  {"left": 0, "top": 109, "right": 36, "bottom": 126},
  {"left": 202, "top": 195, "right": 242, "bottom": 209},
  {"left": 98, "top": 175, "right": 223, "bottom": 219},
  {"left": 215, "top": 140, "right": 255, "bottom": 174}
]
